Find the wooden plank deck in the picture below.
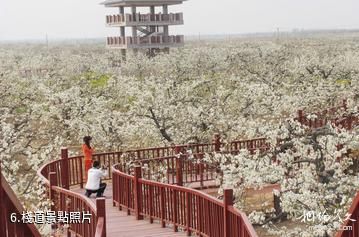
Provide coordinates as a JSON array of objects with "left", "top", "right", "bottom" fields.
[{"left": 72, "top": 183, "right": 188, "bottom": 237}]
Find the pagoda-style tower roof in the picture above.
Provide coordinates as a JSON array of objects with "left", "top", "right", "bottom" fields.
[{"left": 101, "top": 0, "right": 186, "bottom": 7}]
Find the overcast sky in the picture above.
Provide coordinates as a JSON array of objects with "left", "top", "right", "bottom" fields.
[{"left": 0, "top": 0, "right": 358, "bottom": 41}]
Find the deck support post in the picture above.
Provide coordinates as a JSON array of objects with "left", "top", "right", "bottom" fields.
[
  {"left": 96, "top": 198, "right": 107, "bottom": 237},
  {"left": 61, "top": 148, "right": 69, "bottom": 189},
  {"left": 223, "top": 189, "right": 233, "bottom": 237},
  {"left": 134, "top": 166, "right": 143, "bottom": 220}
]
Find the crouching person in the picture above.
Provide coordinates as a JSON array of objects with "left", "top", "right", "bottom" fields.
[{"left": 85, "top": 160, "right": 108, "bottom": 198}]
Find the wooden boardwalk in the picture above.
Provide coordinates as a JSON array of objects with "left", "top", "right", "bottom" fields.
[{"left": 72, "top": 183, "right": 187, "bottom": 237}]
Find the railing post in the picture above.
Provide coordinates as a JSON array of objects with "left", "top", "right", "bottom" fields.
[
  {"left": 186, "top": 192, "right": 192, "bottom": 236},
  {"left": 134, "top": 166, "right": 143, "bottom": 220},
  {"left": 112, "top": 171, "right": 116, "bottom": 207},
  {"left": 172, "top": 190, "right": 178, "bottom": 232},
  {"left": 175, "top": 146, "right": 183, "bottom": 186},
  {"left": 149, "top": 185, "right": 154, "bottom": 223},
  {"left": 160, "top": 186, "right": 166, "bottom": 228},
  {"left": 61, "top": 147, "right": 69, "bottom": 189},
  {"left": 249, "top": 140, "right": 255, "bottom": 154},
  {"left": 79, "top": 157, "right": 84, "bottom": 189},
  {"left": 223, "top": 189, "right": 233, "bottom": 237},
  {"left": 96, "top": 198, "right": 107, "bottom": 237},
  {"left": 199, "top": 163, "right": 204, "bottom": 189},
  {"left": 342, "top": 99, "right": 347, "bottom": 111},
  {"left": 0, "top": 162, "right": 5, "bottom": 237},
  {"left": 49, "top": 172, "right": 58, "bottom": 232},
  {"left": 49, "top": 172, "right": 58, "bottom": 211},
  {"left": 347, "top": 116, "right": 353, "bottom": 130},
  {"left": 213, "top": 133, "right": 221, "bottom": 152},
  {"left": 298, "top": 110, "right": 304, "bottom": 124}
]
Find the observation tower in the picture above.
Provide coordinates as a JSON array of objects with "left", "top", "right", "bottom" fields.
[{"left": 101, "top": 0, "right": 186, "bottom": 57}]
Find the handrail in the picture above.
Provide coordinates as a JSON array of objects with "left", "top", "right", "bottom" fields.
[
  {"left": 37, "top": 156, "right": 105, "bottom": 237},
  {"left": 335, "top": 191, "right": 359, "bottom": 237},
  {"left": 1, "top": 169, "right": 42, "bottom": 237},
  {"left": 95, "top": 217, "right": 105, "bottom": 237},
  {"left": 112, "top": 164, "right": 258, "bottom": 237},
  {"left": 295, "top": 99, "right": 358, "bottom": 130},
  {"left": 228, "top": 206, "right": 259, "bottom": 237}
]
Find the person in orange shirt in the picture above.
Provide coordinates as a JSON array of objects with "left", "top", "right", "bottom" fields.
[{"left": 82, "top": 136, "right": 94, "bottom": 180}]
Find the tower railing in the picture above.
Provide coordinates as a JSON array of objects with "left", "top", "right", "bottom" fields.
[
  {"left": 107, "top": 35, "right": 184, "bottom": 47},
  {"left": 106, "top": 13, "right": 183, "bottom": 25}
]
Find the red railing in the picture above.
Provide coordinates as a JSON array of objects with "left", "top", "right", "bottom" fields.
[
  {"left": 227, "top": 138, "right": 268, "bottom": 154},
  {"left": 38, "top": 149, "right": 106, "bottom": 237},
  {"left": 296, "top": 99, "right": 359, "bottom": 130},
  {"left": 336, "top": 192, "right": 359, "bottom": 237},
  {"left": 111, "top": 137, "right": 269, "bottom": 186},
  {"left": 31, "top": 98, "right": 359, "bottom": 237},
  {"left": 112, "top": 166, "right": 258, "bottom": 237},
  {"left": 0, "top": 163, "right": 41, "bottom": 237},
  {"left": 36, "top": 136, "right": 264, "bottom": 236},
  {"left": 292, "top": 101, "right": 359, "bottom": 237},
  {"left": 228, "top": 207, "right": 257, "bottom": 237}
]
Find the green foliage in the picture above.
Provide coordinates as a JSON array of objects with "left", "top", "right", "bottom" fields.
[
  {"left": 127, "top": 95, "right": 137, "bottom": 105},
  {"left": 15, "top": 106, "right": 27, "bottom": 114},
  {"left": 335, "top": 79, "right": 351, "bottom": 85},
  {"left": 79, "top": 70, "right": 111, "bottom": 88}
]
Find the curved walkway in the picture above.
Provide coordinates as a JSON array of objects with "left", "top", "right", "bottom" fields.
[{"left": 72, "top": 183, "right": 187, "bottom": 237}]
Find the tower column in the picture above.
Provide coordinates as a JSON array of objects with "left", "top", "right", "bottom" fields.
[
  {"left": 120, "top": 6, "right": 125, "bottom": 37},
  {"left": 131, "top": 6, "right": 138, "bottom": 54},
  {"left": 149, "top": 6, "right": 156, "bottom": 57},
  {"left": 163, "top": 4, "right": 169, "bottom": 53},
  {"left": 163, "top": 5, "right": 169, "bottom": 36},
  {"left": 150, "top": 6, "right": 156, "bottom": 32},
  {"left": 120, "top": 6, "right": 126, "bottom": 59},
  {"left": 131, "top": 6, "right": 137, "bottom": 37}
]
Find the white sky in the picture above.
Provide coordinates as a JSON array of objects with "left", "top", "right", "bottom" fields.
[{"left": 0, "top": 0, "right": 358, "bottom": 41}]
